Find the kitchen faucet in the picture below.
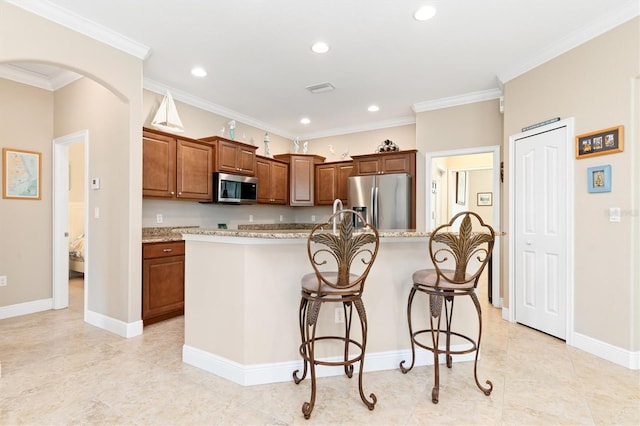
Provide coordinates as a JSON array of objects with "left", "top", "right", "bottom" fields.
[{"left": 332, "top": 198, "right": 343, "bottom": 233}]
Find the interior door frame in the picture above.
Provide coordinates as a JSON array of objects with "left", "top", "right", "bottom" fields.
[
  {"left": 426, "top": 145, "right": 501, "bottom": 307},
  {"left": 508, "top": 118, "right": 575, "bottom": 345},
  {"left": 53, "top": 130, "right": 89, "bottom": 312}
]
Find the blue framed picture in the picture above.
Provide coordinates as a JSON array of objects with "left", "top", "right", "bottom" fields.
[{"left": 587, "top": 165, "right": 611, "bottom": 193}]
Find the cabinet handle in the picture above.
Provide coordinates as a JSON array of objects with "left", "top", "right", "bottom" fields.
[
  {"left": 163, "top": 248, "right": 173, "bottom": 252},
  {"left": 170, "top": 191, "right": 175, "bottom": 195}
]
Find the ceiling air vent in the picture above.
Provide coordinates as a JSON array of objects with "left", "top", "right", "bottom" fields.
[{"left": 305, "top": 82, "right": 335, "bottom": 94}]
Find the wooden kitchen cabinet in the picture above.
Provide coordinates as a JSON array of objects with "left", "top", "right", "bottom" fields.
[
  {"left": 256, "top": 156, "right": 288, "bottom": 204},
  {"left": 143, "top": 127, "right": 213, "bottom": 201},
  {"left": 351, "top": 149, "right": 417, "bottom": 176},
  {"left": 142, "top": 241, "right": 185, "bottom": 325},
  {"left": 351, "top": 150, "right": 417, "bottom": 229},
  {"left": 274, "top": 153, "right": 325, "bottom": 206},
  {"left": 315, "top": 160, "right": 353, "bottom": 205},
  {"left": 199, "top": 136, "right": 257, "bottom": 176}
]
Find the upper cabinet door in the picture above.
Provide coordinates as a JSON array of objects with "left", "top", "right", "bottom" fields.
[
  {"left": 199, "top": 137, "right": 258, "bottom": 176},
  {"left": 216, "top": 140, "right": 242, "bottom": 174},
  {"left": 143, "top": 131, "right": 176, "bottom": 198},
  {"left": 238, "top": 145, "right": 257, "bottom": 175},
  {"left": 176, "top": 139, "right": 213, "bottom": 200}
]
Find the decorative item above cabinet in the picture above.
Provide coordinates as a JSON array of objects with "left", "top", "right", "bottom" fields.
[{"left": 199, "top": 136, "right": 258, "bottom": 176}]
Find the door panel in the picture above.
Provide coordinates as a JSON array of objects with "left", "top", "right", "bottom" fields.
[{"left": 515, "top": 127, "right": 567, "bottom": 339}]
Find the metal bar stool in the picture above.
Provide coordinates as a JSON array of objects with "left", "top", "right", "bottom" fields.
[
  {"left": 399, "top": 211, "right": 495, "bottom": 403},
  {"left": 293, "top": 209, "right": 380, "bottom": 419}
]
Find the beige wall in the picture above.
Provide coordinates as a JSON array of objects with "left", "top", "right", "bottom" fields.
[
  {"left": 0, "top": 2, "right": 143, "bottom": 325},
  {"left": 0, "top": 79, "right": 54, "bottom": 306},
  {"left": 416, "top": 99, "right": 503, "bottom": 232},
  {"left": 503, "top": 18, "right": 639, "bottom": 350},
  {"left": 55, "top": 78, "right": 132, "bottom": 318},
  {"left": 308, "top": 124, "right": 417, "bottom": 160}
]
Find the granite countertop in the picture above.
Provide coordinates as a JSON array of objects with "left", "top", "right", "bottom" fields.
[
  {"left": 177, "top": 227, "right": 430, "bottom": 240},
  {"left": 142, "top": 226, "right": 199, "bottom": 243},
  {"left": 143, "top": 224, "right": 501, "bottom": 242}
]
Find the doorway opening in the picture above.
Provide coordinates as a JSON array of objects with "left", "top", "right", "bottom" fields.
[
  {"left": 53, "top": 130, "right": 89, "bottom": 316},
  {"left": 426, "top": 145, "right": 501, "bottom": 307}
]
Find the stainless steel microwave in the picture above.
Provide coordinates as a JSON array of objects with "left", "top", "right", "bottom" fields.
[{"left": 211, "top": 172, "right": 258, "bottom": 204}]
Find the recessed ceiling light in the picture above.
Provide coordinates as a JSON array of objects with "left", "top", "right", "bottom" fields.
[
  {"left": 191, "top": 67, "right": 207, "bottom": 77},
  {"left": 300, "top": 117, "right": 311, "bottom": 125},
  {"left": 414, "top": 5, "right": 437, "bottom": 21},
  {"left": 311, "top": 41, "right": 330, "bottom": 54},
  {"left": 368, "top": 105, "right": 380, "bottom": 112}
]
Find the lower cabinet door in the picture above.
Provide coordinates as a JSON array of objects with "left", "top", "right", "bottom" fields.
[{"left": 142, "top": 255, "right": 185, "bottom": 324}]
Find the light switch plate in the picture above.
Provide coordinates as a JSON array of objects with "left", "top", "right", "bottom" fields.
[
  {"left": 91, "top": 177, "right": 100, "bottom": 190},
  {"left": 609, "top": 207, "right": 621, "bottom": 222}
]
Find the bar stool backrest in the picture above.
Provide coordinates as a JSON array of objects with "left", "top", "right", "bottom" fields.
[
  {"left": 429, "top": 211, "right": 495, "bottom": 288},
  {"left": 306, "top": 209, "right": 379, "bottom": 295}
]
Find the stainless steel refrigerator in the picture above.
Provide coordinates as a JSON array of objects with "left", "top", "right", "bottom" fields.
[{"left": 347, "top": 173, "right": 411, "bottom": 229}]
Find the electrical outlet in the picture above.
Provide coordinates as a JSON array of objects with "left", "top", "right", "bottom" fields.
[
  {"left": 279, "top": 215, "right": 283, "bottom": 222},
  {"left": 311, "top": 215, "right": 316, "bottom": 222},
  {"left": 156, "top": 213, "right": 163, "bottom": 224},
  {"left": 334, "top": 307, "right": 344, "bottom": 324},
  {"left": 0, "top": 276, "right": 7, "bottom": 287},
  {"left": 249, "top": 215, "right": 254, "bottom": 222}
]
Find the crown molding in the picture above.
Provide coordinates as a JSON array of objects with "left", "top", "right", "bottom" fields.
[
  {"left": 497, "top": 0, "right": 640, "bottom": 84},
  {"left": 143, "top": 78, "right": 293, "bottom": 139},
  {"left": 5, "top": 0, "right": 151, "bottom": 60},
  {"left": 0, "top": 63, "right": 81, "bottom": 91},
  {"left": 412, "top": 89, "right": 502, "bottom": 113}
]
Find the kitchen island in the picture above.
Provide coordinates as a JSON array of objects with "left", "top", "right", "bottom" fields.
[{"left": 178, "top": 227, "right": 479, "bottom": 386}]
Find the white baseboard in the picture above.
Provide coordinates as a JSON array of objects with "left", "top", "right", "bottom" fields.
[
  {"left": 183, "top": 344, "right": 475, "bottom": 386},
  {"left": 501, "top": 307, "right": 510, "bottom": 321},
  {"left": 0, "top": 298, "right": 52, "bottom": 320},
  {"left": 84, "top": 309, "right": 143, "bottom": 338},
  {"left": 570, "top": 331, "right": 640, "bottom": 370}
]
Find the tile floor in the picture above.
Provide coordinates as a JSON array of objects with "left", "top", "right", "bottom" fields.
[{"left": 0, "top": 278, "right": 638, "bottom": 425}]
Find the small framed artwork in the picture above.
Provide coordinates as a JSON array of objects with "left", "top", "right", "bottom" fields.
[
  {"left": 455, "top": 171, "right": 466, "bottom": 205},
  {"left": 587, "top": 165, "right": 611, "bottom": 193},
  {"left": 2, "top": 148, "right": 42, "bottom": 200},
  {"left": 576, "top": 125, "right": 623, "bottom": 159},
  {"left": 477, "top": 192, "right": 493, "bottom": 206}
]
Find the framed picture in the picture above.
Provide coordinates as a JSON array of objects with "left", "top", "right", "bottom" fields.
[
  {"left": 575, "top": 125, "right": 623, "bottom": 159},
  {"left": 587, "top": 165, "right": 611, "bottom": 193},
  {"left": 477, "top": 192, "right": 493, "bottom": 206},
  {"left": 455, "top": 171, "right": 466, "bottom": 205},
  {"left": 2, "top": 148, "right": 42, "bottom": 200}
]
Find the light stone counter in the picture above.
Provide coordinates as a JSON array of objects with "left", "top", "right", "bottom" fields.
[
  {"left": 179, "top": 227, "right": 480, "bottom": 387},
  {"left": 178, "top": 227, "right": 430, "bottom": 241}
]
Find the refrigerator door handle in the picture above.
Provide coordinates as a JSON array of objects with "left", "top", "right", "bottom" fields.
[{"left": 372, "top": 186, "right": 379, "bottom": 228}]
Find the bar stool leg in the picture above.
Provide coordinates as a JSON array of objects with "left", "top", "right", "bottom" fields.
[
  {"left": 293, "top": 297, "right": 309, "bottom": 384},
  {"left": 429, "top": 293, "right": 444, "bottom": 404},
  {"left": 301, "top": 302, "right": 320, "bottom": 419},
  {"left": 399, "top": 286, "right": 418, "bottom": 373},
  {"left": 354, "top": 298, "right": 376, "bottom": 410},
  {"left": 470, "top": 291, "right": 493, "bottom": 396},
  {"left": 342, "top": 301, "right": 354, "bottom": 378}
]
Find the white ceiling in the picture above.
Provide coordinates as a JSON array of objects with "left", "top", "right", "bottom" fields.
[{"left": 3, "top": 0, "right": 638, "bottom": 139}]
